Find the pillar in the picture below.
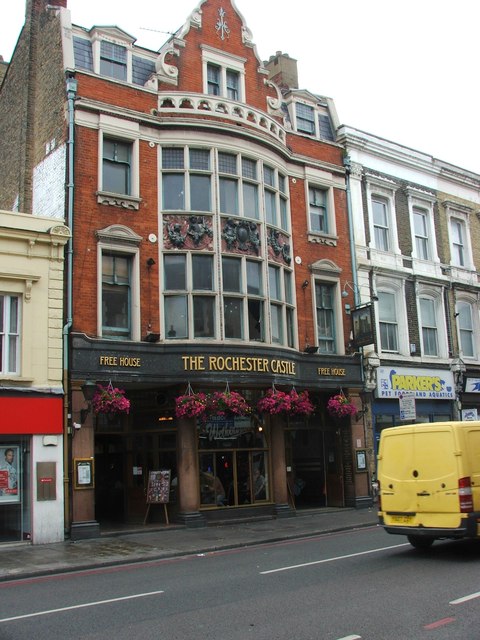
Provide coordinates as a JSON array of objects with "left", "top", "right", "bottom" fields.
[
  {"left": 176, "top": 417, "right": 206, "bottom": 527},
  {"left": 270, "top": 415, "right": 295, "bottom": 518}
]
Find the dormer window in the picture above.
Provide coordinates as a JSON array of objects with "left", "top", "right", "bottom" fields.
[
  {"left": 296, "top": 103, "right": 315, "bottom": 135},
  {"left": 202, "top": 46, "right": 246, "bottom": 102},
  {"left": 292, "top": 101, "right": 334, "bottom": 141},
  {"left": 100, "top": 41, "right": 127, "bottom": 81}
]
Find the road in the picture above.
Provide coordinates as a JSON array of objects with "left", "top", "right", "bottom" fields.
[{"left": 1, "top": 526, "right": 480, "bottom": 639}]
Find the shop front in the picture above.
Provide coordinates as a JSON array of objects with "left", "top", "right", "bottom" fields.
[
  {"left": 0, "top": 395, "right": 64, "bottom": 544},
  {"left": 372, "top": 365, "right": 456, "bottom": 457},
  {"left": 70, "top": 334, "right": 364, "bottom": 537}
]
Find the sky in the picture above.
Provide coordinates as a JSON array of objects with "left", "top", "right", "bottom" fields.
[{"left": 1, "top": 0, "right": 479, "bottom": 174}]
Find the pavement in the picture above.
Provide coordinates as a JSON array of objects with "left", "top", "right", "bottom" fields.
[{"left": 0, "top": 507, "right": 379, "bottom": 582}]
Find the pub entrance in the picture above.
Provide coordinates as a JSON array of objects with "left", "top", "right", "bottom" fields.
[
  {"left": 94, "top": 417, "right": 177, "bottom": 526},
  {"left": 285, "top": 419, "right": 344, "bottom": 508}
]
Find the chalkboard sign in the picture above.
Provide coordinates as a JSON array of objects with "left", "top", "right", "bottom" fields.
[{"left": 146, "top": 469, "right": 171, "bottom": 504}]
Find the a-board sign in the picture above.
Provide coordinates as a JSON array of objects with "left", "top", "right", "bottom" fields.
[{"left": 146, "top": 469, "right": 171, "bottom": 504}]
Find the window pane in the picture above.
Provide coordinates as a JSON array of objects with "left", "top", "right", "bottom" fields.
[
  {"left": 284, "top": 271, "right": 293, "bottom": 304},
  {"left": 193, "top": 255, "right": 213, "bottom": 290},
  {"left": 190, "top": 174, "right": 211, "bottom": 211},
  {"left": 243, "top": 183, "right": 259, "bottom": 218},
  {"left": 264, "top": 189, "right": 276, "bottom": 224},
  {"left": 189, "top": 149, "right": 210, "bottom": 171},
  {"left": 458, "top": 302, "right": 474, "bottom": 357},
  {"left": 219, "top": 177, "right": 238, "bottom": 214},
  {"left": 414, "top": 209, "right": 429, "bottom": 260},
  {"left": 218, "top": 153, "right": 237, "bottom": 175},
  {"left": 270, "top": 304, "right": 283, "bottom": 344},
  {"left": 296, "top": 103, "right": 315, "bottom": 134},
  {"left": 226, "top": 70, "right": 239, "bottom": 100},
  {"left": 207, "top": 63, "right": 220, "bottom": 95},
  {"left": 164, "top": 254, "right": 186, "bottom": 290},
  {"left": 248, "top": 299, "right": 263, "bottom": 341},
  {"left": 103, "top": 140, "right": 131, "bottom": 195},
  {"left": 247, "top": 261, "right": 262, "bottom": 295},
  {"left": 309, "top": 187, "right": 327, "bottom": 232},
  {"left": 193, "top": 296, "right": 215, "bottom": 337},
  {"left": 263, "top": 166, "right": 275, "bottom": 187},
  {"left": 286, "top": 307, "right": 295, "bottom": 348},
  {"left": 222, "top": 257, "right": 241, "bottom": 292},
  {"left": 421, "top": 298, "right": 438, "bottom": 356},
  {"left": 163, "top": 148, "right": 184, "bottom": 169},
  {"left": 162, "top": 174, "right": 185, "bottom": 210},
  {"left": 378, "top": 292, "right": 398, "bottom": 351},
  {"left": 280, "top": 197, "right": 288, "bottom": 230},
  {"left": 102, "top": 255, "right": 130, "bottom": 338},
  {"left": 269, "top": 265, "right": 281, "bottom": 301},
  {"left": 242, "top": 158, "right": 256, "bottom": 180},
  {"left": 372, "top": 198, "right": 389, "bottom": 251},
  {"left": 316, "top": 283, "right": 335, "bottom": 353},
  {"left": 165, "top": 296, "right": 188, "bottom": 339},
  {"left": 224, "top": 298, "right": 243, "bottom": 338}
]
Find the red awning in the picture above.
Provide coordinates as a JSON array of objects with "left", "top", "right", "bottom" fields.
[{"left": 0, "top": 397, "right": 63, "bottom": 434}]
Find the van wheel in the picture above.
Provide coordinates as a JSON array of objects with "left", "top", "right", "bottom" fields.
[{"left": 407, "top": 535, "right": 434, "bottom": 549}]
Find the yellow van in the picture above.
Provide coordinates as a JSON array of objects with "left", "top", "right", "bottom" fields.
[{"left": 377, "top": 421, "right": 480, "bottom": 549}]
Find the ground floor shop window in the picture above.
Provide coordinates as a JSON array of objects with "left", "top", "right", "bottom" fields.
[
  {"left": 0, "top": 439, "right": 30, "bottom": 542},
  {"left": 198, "top": 417, "right": 269, "bottom": 507}
]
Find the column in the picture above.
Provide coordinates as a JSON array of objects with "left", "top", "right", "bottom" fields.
[
  {"left": 270, "top": 415, "right": 295, "bottom": 518},
  {"left": 176, "top": 417, "right": 206, "bottom": 527}
]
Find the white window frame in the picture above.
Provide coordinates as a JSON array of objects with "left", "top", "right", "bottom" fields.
[
  {"left": 304, "top": 168, "right": 336, "bottom": 238},
  {"left": 290, "top": 98, "right": 335, "bottom": 141},
  {"left": 309, "top": 259, "right": 344, "bottom": 355},
  {"left": 366, "top": 175, "right": 400, "bottom": 256},
  {"left": 0, "top": 294, "right": 20, "bottom": 375},
  {"left": 96, "top": 225, "right": 141, "bottom": 341},
  {"left": 455, "top": 295, "right": 478, "bottom": 360},
  {"left": 406, "top": 187, "right": 439, "bottom": 266},
  {"left": 201, "top": 46, "right": 246, "bottom": 102},
  {"left": 161, "top": 146, "right": 213, "bottom": 213},
  {"left": 417, "top": 286, "right": 448, "bottom": 360},
  {"left": 98, "top": 116, "right": 140, "bottom": 209},
  {"left": 375, "top": 278, "right": 409, "bottom": 357},
  {"left": 446, "top": 206, "right": 474, "bottom": 271}
]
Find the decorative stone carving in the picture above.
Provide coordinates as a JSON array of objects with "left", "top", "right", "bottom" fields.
[
  {"left": 268, "top": 228, "right": 291, "bottom": 264},
  {"left": 222, "top": 218, "right": 260, "bottom": 254}
]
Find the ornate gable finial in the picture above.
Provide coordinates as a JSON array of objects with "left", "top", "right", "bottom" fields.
[{"left": 216, "top": 7, "right": 230, "bottom": 40}]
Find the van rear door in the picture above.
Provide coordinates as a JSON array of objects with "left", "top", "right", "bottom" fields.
[{"left": 380, "top": 426, "right": 461, "bottom": 529}]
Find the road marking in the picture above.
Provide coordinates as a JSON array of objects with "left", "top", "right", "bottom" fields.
[
  {"left": 260, "top": 543, "right": 409, "bottom": 574},
  {"left": 0, "top": 590, "right": 164, "bottom": 623},
  {"left": 423, "top": 617, "right": 455, "bottom": 630},
  {"left": 450, "top": 591, "right": 480, "bottom": 605},
  {"left": 336, "top": 635, "right": 362, "bottom": 640}
]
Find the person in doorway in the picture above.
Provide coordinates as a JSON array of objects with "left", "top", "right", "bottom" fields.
[{"left": 0, "top": 448, "right": 18, "bottom": 495}]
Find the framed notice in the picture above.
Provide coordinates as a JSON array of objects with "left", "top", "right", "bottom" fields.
[
  {"left": 355, "top": 449, "right": 367, "bottom": 472},
  {"left": 0, "top": 445, "right": 20, "bottom": 504},
  {"left": 74, "top": 457, "right": 94, "bottom": 490}
]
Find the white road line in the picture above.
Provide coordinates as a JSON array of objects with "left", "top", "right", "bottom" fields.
[
  {"left": 260, "top": 543, "right": 409, "bottom": 574},
  {"left": 0, "top": 590, "right": 165, "bottom": 623},
  {"left": 336, "top": 635, "right": 362, "bottom": 640},
  {"left": 450, "top": 591, "right": 480, "bottom": 605}
]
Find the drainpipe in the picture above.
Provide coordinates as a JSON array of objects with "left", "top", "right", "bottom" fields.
[
  {"left": 63, "top": 74, "right": 77, "bottom": 534},
  {"left": 343, "top": 154, "right": 360, "bottom": 306}
]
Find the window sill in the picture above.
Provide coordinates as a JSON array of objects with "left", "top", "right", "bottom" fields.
[
  {"left": 0, "top": 376, "right": 34, "bottom": 383},
  {"left": 97, "top": 191, "right": 141, "bottom": 211}
]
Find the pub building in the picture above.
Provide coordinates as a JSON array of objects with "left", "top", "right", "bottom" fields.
[
  {"left": 0, "top": 0, "right": 370, "bottom": 539},
  {"left": 63, "top": 0, "right": 374, "bottom": 538}
]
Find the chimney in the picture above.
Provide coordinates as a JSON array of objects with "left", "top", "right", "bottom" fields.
[{"left": 264, "top": 51, "right": 298, "bottom": 90}]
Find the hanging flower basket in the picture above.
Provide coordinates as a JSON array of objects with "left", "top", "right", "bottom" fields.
[
  {"left": 174, "top": 388, "right": 208, "bottom": 420},
  {"left": 208, "top": 390, "right": 251, "bottom": 417},
  {"left": 327, "top": 392, "right": 357, "bottom": 418},
  {"left": 289, "top": 389, "right": 315, "bottom": 416},
  {"left": 91, "top": 383, "right": 130, "bottom": 415},
  {"left": 257, "top": 388, "right": 292, "bottom": 415}
]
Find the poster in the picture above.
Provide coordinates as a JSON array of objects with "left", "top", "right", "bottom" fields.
[
  {"left": 0, "top": 446, "right": 20, "bottom": 503},
  {"left": 146, "top": 469, "right": 171, "bottom": 504}
]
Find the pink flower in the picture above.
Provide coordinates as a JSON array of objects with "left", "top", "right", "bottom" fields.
[
  {"left": 175, "top": 392, "right": 208, "bottom": 419},
  {"left": 257, "top": 389, "right": 314, "bottom": 416},
  {"left": 92, "top": 384, "right": 130, "bottom": 415},
  {"left": 208, "top": 391, "right": 251, "bottom": 416},
  {"left": 327, "top": 393, "right": 356, "bottom": 418}
]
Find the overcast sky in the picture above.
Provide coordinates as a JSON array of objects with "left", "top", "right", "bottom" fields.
[{"left": 2, "top": 0, "right": 478, "bottom": 174}]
